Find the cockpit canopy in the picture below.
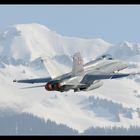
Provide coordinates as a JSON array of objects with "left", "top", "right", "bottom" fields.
[
  {"left": 84, "top": 54, "right": 114, "bottom": 67},
  {"left": 97, "top": 54, "right": 113, "bottom": 60}
]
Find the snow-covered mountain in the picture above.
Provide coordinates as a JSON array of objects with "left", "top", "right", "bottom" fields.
[
  {"left": 107, "top": 41, "right": 140, "bottom": 60},
  {"left": 0, "top": 23, "right": 140, "bottom": 135}
]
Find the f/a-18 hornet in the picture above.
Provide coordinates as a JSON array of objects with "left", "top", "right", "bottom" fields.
[{"left": 13, "top": 52, "right": 140, "bottom": 92}]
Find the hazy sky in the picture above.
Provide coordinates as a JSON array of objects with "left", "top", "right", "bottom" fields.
[{"left": 0, "top": 5, "right": 140, "bottom": 44}]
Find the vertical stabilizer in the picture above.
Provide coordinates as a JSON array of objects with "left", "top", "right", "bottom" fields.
[
  {"left": 72, "top": 52, "right": 84, "bottom": 76},
  {"left": 41, "top": 55, "right": 63, "bottom": 79}
]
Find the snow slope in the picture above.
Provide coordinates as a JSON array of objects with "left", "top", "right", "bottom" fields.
[{"left": 0, "top": 23, "right": 140, "bottom": 134}]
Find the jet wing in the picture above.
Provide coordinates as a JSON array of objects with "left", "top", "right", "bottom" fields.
[
  {"left": 13, "top": 77, "right": 52, "bottom": 84},
  {"left": 81, "top": 72, "right": 140, "bottom": 83}
]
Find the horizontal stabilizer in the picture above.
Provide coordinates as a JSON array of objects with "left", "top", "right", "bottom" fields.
[{"left": 21, "top": 85, "right": 45, "bottom": 89}]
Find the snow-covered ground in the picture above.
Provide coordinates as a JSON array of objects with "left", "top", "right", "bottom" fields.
[{"left": 0, "top": 23, "right": 140, "bottom": 134}]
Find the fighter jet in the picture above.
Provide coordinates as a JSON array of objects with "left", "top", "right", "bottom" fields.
[{"left": 13, "top": 52, "right": 140, "bottom": 92}]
